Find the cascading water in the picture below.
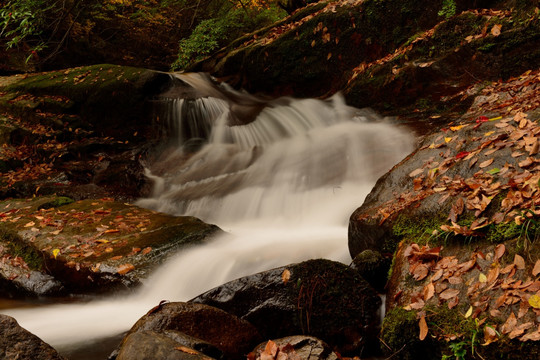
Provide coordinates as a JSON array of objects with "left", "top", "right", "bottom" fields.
[{"left": 1, "top": 74, "right": 414, "bottom": 359}]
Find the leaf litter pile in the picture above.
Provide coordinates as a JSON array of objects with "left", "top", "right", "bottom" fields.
[
  {"left": 0, "top": 197, "right": 154, "bottom": 280},
  {"left": 384, "top": 69, "right": 540, "bottom": 347}
]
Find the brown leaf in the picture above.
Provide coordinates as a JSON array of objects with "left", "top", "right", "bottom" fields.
[
  {"left": 520, "top": 325, "right": 540, "bottom": 341},
  {"left": 141, "top": 247, "right": 152, "bottom": 255},
  {"left": 494, "top": 244, "right": 506, "bottom": 261},
  {"left": 483, "top": 325, "right": 498, "bottom": 345},
  {"left": 419, "top": 315, "right": 428, "bottom": 340},
  {"left": 514, "top": 254, "right": 526, "bottom": 270},
  {"left": 533, "top": 260, "right": 540, "bottom": 277},
  {"left": 487, "top": 265, "right": 500, "bottom": 284},
  {"left": 439, "top": 288, "right": 460, "bottom": 300},
  {"left": 479, "top": 158, "right": 494, "bottom": 168},
  {"left": 424, "top": 282, "right": 435, "bottom": 301},
  {"left": 501, "top": 312, "right": 517, "bottom": 334},
  {"left": 448, "top": 197, "right": 465, "bottom": 222},
  {"left": 518, "top": 298, "right": 530, "bottom": 318},
  {"left": 519, "top": 157, "right": 535, "bottom": 168},
  {"left": 412, "top": 263, "right": 430, "bottom": 281}
]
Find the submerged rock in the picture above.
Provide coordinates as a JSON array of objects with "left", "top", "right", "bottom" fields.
[
  {"left": 191, "top": 259, "right": 381, "bottom": 356},
  {"left": 115, "top": 302, "right": 260, "bottom": 360},
  {"left": 0, "top": 314, "right": 66, "bottom": 360}
]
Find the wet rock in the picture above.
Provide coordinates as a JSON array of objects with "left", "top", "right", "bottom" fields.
[
  {"left": 117, "top": 302, "right": 260, "bottom": 360},
  {"left": 0, "top": 314, "right": 66, "bottom": 360},
  {"left": 251, "top": 336, "right": 337, "bottom": 360},
  {"left": 351, "top": 249, "right": 391, "bottom": 293},
  {"left": 116, "top": 331, "right": 215, "bottom": 360},
  {"left": 191, "top": 259, "right": 381, "bottom": 356},
  {"left": 0, "top": 196, "right": 222, "bottom": 296}
]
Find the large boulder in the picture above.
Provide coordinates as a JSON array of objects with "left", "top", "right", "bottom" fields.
[
  {"left": 191, "top": 259, "right": 381, "bottom": 356},
  {"left": 349, "top": 70, "right": 540, "bottom": 258},
  {"left": 116, "top": 331, "right": 217, "bottom": 360},
  {"left": 0, "top": 196, "right": 221, "bottom": 296},
  {"left": 0, "top": 314, "right": 66, "bottom": 360},
  {"left": 114, "top": 302, "right": 261, "bottom": 360}
]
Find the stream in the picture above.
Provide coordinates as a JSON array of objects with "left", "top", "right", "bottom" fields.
[{"left": 1, "top": 74, "right": 414, "bottom": 359}]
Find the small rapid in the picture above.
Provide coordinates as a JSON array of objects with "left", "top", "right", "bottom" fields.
[{"left": 1, "top": 74, "right": 414, "bottom": 358}]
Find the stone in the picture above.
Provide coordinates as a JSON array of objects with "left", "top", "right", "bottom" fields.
[
  {"left": 191, "top": 259, "right": 381, "bottom": 356},
  {"left": 0, "top": 314, "right": 66, "bottom": 360}
]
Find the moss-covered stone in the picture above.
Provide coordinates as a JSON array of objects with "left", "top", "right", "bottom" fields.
[{"left": 351, "top": 249, "right": 390, "bottom": 292}]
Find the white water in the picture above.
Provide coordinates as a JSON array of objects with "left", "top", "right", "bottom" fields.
[{"left": 2, "top": 75, "right": 414, "bottom": 355}]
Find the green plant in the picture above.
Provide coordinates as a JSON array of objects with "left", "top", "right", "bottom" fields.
[
  {"left": 443, "top": 341, "right": 467, "bottom": 360},
  {"left": 438, "top": 0, "right": 456, "bottom": 20},
  {"left": 171, "top": 4, "right": 285, "bottom": 70}
]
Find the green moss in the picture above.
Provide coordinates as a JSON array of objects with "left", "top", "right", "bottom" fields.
[
  {"left": 37, "top": 196, "right": 74, "bottom": 210},
  {"left": 0, "top": 225, "right": 44, "bottom": 271},
  {"left": 392, "top": 213, "right": 445, "bottom": 243}
]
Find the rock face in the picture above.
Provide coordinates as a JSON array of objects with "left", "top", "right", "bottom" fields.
[
  {"left": 0, "top": 314, "right": 66, "bottom": 360},
  {"left": 348, "top": 69, "right": 540, "bottom": 359},
  {"left": 191, "top": 259, "right": 381, "bottom": 356},
  {"left": 114, "top": 302, "right": 261, "bottom": 360}
]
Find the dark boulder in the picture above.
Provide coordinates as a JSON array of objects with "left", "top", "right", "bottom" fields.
[
  {"left": 0, "top": 314, "right": 66, "bottom": 360},
  {"left": 116, "top": 302, "right": 261, "bottom": 360},
  {"left": 191, "top": 259, "right": 381, "bottom": 356},
  {"left": 116, "top": 331, "right": 216, "bottom": 360},
  {"left": 350, "top": 249, "right": 391, "bottom": 293}
]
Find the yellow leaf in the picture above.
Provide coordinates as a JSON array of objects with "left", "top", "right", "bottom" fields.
[
  {"left": 465, "top": 306, "right": 473, "bottom": 318},
  {"left": 479, "top": 273, "right": 487, "bottom": 283},
  {"left": 529, "top": 295, "right": 540, "bottom": 309},
  {"left": 445, "top": 137, "right": 453, "bottom": 143},
  {"left": 53, "top": 249, "right": 60, "bottom": 259},
  {"left": 484, "top": 131, "right": 495, "bottom": 137},
  {"left": 450, "top": 125, "right": 466, "bottom": 131}
]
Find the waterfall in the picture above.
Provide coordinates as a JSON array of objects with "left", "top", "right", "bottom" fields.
[{"left": 1, "top": 74, "right": 414, "bottom": 358}]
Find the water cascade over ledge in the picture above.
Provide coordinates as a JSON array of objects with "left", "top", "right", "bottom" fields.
[{"left": 2, "top": 73, "right": 415, "bottom": 357}]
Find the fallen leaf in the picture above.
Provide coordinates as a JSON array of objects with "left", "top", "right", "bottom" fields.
[
  {"left": 282, "top": 269, "right": 291, "bottom": 284},
  {"left": 24, "top": 221, "right": 35, "bottom": 227},
  {"left": 483, "top": 325, "right": 498, "bottom": 345},
  {"left": 494, "top": 244, "right": 505, "bottom": 261},
  {"left": 479, "top": 273, "right": 488, "bottom": 283},
  {"left": 479, "top": 158, "right": 494, "bottom": 168},
  {"left": 424, "top": 282, "right": 435, "bottom": 301},
  {"left": 514, "top": 254, "right": 526, "bottom": 270},
  {"left": 419, "top": 315, "right": 428, "bottom": 340},
  {"left": 440, "top": 288, "right": 460, "bottom": 300},
  {"left": 501, "top": 312, "right": 517, "bottom": 334},
  {"left": 117, "top": 263, "right": 135, "bottom": 275},
  {"left": 533, "top": 260, "right": 540, "bottom": 277},
  {"left": 175, "top": 346, "right": 199, "bottom": 355},
  {"left": 141, "top": 247, "right": 152, "bottom": 255},
  {"left": 465, "top": 306, "right": 473, "bottom": 318},
  {"left": 491, "top": 24, "right": 502, "bottom": 36},
  {"left": 529, "top": 295, "right": 540, "bottom": 309},
  {"left": 409, "top": 168, "right": 424, "bottom": 177},
  {"left": 52, "top": 249, "right": 60, "bottom": 259}
]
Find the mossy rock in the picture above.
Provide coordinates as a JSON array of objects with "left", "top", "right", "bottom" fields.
[
  {"left": 1, "top": 64, "right": 173, "bottom": 142},
  {"left": 0, "top": 196, "right": 223, "bottom": 296}
]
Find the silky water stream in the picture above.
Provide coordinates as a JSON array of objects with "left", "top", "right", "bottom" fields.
[{"left": 1, "top": 74, "right": 415, "bottom": 359}]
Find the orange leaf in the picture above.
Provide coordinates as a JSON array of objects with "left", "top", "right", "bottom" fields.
[
  {"left": 282, "top": 269, "right": 291, "bottom": 284},
  {"left": 175, "top": 346, "right": 198, "bottom": 355},
  {"left": 141, "top": 247, "right": 152, "bottom": 255},
  {"left": 419, "top": 315, "right": 428, "bottom": 340},
  {"left": 423, "top": 282, "right": 435, "bottom": 301},
  {"left": 117, "top": 263, "right": 135, "bottom": 275},
  {"left": 491, "top": 24, "right": 502, "bottom": 36}
]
